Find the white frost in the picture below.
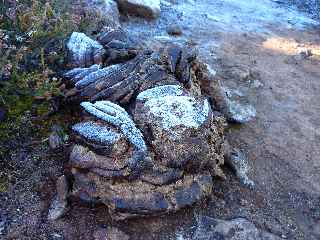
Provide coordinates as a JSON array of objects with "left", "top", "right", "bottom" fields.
[
  {"left": 145, "top": 96, "right": 210, "bottom": 132},
  {"left": 137, "top": 85, "right": 184, "bottom": 102},
  {"left": 72, "top": 121, "right": 121, "bottom": 145}
]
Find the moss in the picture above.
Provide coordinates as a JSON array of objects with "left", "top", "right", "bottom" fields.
[{"left": 0, "top": 0, "right": 90, "bottom": 156}]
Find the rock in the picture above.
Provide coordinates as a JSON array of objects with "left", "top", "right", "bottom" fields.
[
  {"left": 49, "top": 125, "right": 65, "bottom": 150},
  {"left": 68, "top": 99, "right": 218, "bottom": 219},
  {"left": 205, "top": 66, "right": 258, "bottom": 123},
  {"left": 63, "top": 44, "right": 194, "bottom": 104},
  {"left": 0, "top": 213, "right": 7, "bottom": 235},
  {"left": 116, "top": 0, "right": 161, "bottom": 19},
  {"left": 71, "top": 101, "right": 148, "bottom": 178},
  {"left": 49, "top": 132, "right": 63, "bottom": 150},
  {"left": 98, "top": 27, "right": 140, "bottom": 64},
  {"left": 224, "top": 147, "right": 254, "bottom": 188},
  {"left": 72, "top": 168, "right": 213, "bottom": 220},
  {"left": 76, "top": 0, "right": 120, "bottom": 34},
  {"left": 48, "top": 176, "right": 70, "bottom": 221},
  {"left": 47, "top": 196, "right": 69, "bottom": 221},
  {"left": 135, "top": 85, "right": 225, "bottom": 176},
  {"left": 225, "top": 98, "right": 256, "bottom": 124},
  {"left": 67, "top": 32, "right": 105, "bottom": 67},
  {"left": 166, "top": 24, "right": 183, "bottom": 36},
  {"left": 193, "top": 216, "right": 282, "bottom": 240},
  {"left": 60, "top": 39, "right": 228, "bottom": 220},
  {"left": 93, "top": 227, "right": 129, "bottom": 240},
  {"left": 56, "top": 175, "right": 69, "bottom": 202}
]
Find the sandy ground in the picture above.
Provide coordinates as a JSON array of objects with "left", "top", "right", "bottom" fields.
[{"left": 1, "top": 0, "right": 320, "bottom": 239}]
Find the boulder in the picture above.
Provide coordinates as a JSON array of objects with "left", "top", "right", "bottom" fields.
[
  {"left": 116, "top": 0, "right": 161, "bottom": 19},
  {"left": 67, "top": 99, "right": 218, "bottom": 220},
  {"left": 135, "top": 85, "right": 225, "bottom": 176}
]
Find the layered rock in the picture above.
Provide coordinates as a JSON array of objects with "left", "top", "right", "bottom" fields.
[
  {"left": 135, "top": 85, "right": 225, "bottom": 176},
  {"left": 67, "top": 96, "right": 222, "bottom": 219},
  {"left": 63, "top": 43, "right": 198, "bottom": 104},
  {"left": 52, "top": 32, "right": 231, "bottom": 220}
]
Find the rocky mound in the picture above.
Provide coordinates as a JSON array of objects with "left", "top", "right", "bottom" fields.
[{"left": 49, "top": 25, "right": 230, "bottom": 221}]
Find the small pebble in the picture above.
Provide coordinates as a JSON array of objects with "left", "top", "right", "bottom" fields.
[{"left": 166, "top": 24, "right": 183, "bottom": 36}]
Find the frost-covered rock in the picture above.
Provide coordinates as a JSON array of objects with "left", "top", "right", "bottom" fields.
[
  {"left": 193, "top": 216, "right": 281, "bottom": 240},
  {"left": 83, "top": 0, "right": 120, "bottom": 31},
  {"left": 224, "top": 146, "right": 254, "bottom": 188},
  {"left": 136, "top": 84, "right": 185, "bottom": 102},
  {"left": 48, "top": 176, "right": 70, "bottom": 220},
  {"left": 225, "top": 98, "right": 256, "bottom": 124},
  {"left": 68, "top": 100, "right": 215, "bottom": 220},
  {"left": 116, "top": 0, "right": 161, "bottom": 19},
  {"left": 93, "top": 227, "right": 129, "bottom": 240},
  {"left": 67, "top": 32, "right": 105, "bottom": 67},
  {"left": 58, "top": 40, "right": 230, "bottom": 220},
  {"left": 71, "top": 101, "right": 148, "bottom": 177},
  {"left": 135, "top": 86, "right": 225, "bottom": 175}
]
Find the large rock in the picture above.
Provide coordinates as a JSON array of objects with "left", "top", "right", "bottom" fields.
[
  {"left": 195, "top": 63, "right": 256, "bottom": 124},
  {"left": 74, "top": 0, "right": 120, "bottom": 34},
  {"left": 67, "top": 32, "right": 105, "bottom": 67},
  {"left": 116, "top": 0, "right": 161, "bottom": 19},
  {"left": 63, "top": 44, "right": 193, "bottom": 104},
  {"left": 193, "top": 216, "right": 282, "bottom": 240},
  {"left": 135, "top": 85, "right": 225, "bottom": 176},
  {"left": 57, "top": 40, "right": 229, "bottom": 221}
]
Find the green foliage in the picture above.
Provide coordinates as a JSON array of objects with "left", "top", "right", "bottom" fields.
[{"left": 0, "top": 0, "right": 77, "bottom": 148}]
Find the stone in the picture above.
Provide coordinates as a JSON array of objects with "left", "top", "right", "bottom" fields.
[
  {"left": 49, "top": 131, "right": 63, "bottom": 150},
  {"left": 135, "top": 86, "right": 225, "bottom": 175},
  {"left": 59, "top": 37, "right": 228, "bottom": 220},
  {"left": 93, "top": 227, "right": 129, "bottom": 240},
  {"left": 71, "top": 101, "right": 148, "bottom": 178},
  {"left": 0, "top": 213, "right": 7, "bottom": 235},
  {"left": 67, "top": 32, "right": 105, "bottom": 67},
  {"left": 224, "top": 147, "right": 254, "bottom": 188},
  {"left": 47, "top": 195, "right": 69, "bottom": 221},
  {"left": 98, "top": 27, "right": 140, "bottom": 65},
  {"left": 67, "top": 99, "right": 219, "bottom": 219},
  {"left": 63, "top": 46, "right": 191, "bottom": 104},
  {"left": 116, "top": 0, "right": 161, "bottom": 19},
  {"left": 72, "top": 168, "right": 213, "bottom": 220},
  {"left": 225, "top": 98, "right": 256, "bottom": 124},
  {"left": 193, "top": 216, "right": 282, "bottom": 240},
  {"left": 166, "top": 24, "right": 183, "bottom": 36},
  {"left": 47, "top": 175, "right": 70, "bottom": 221},
  {"left": 77, "top": 0, "right": 120, "bottom": 34}
]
